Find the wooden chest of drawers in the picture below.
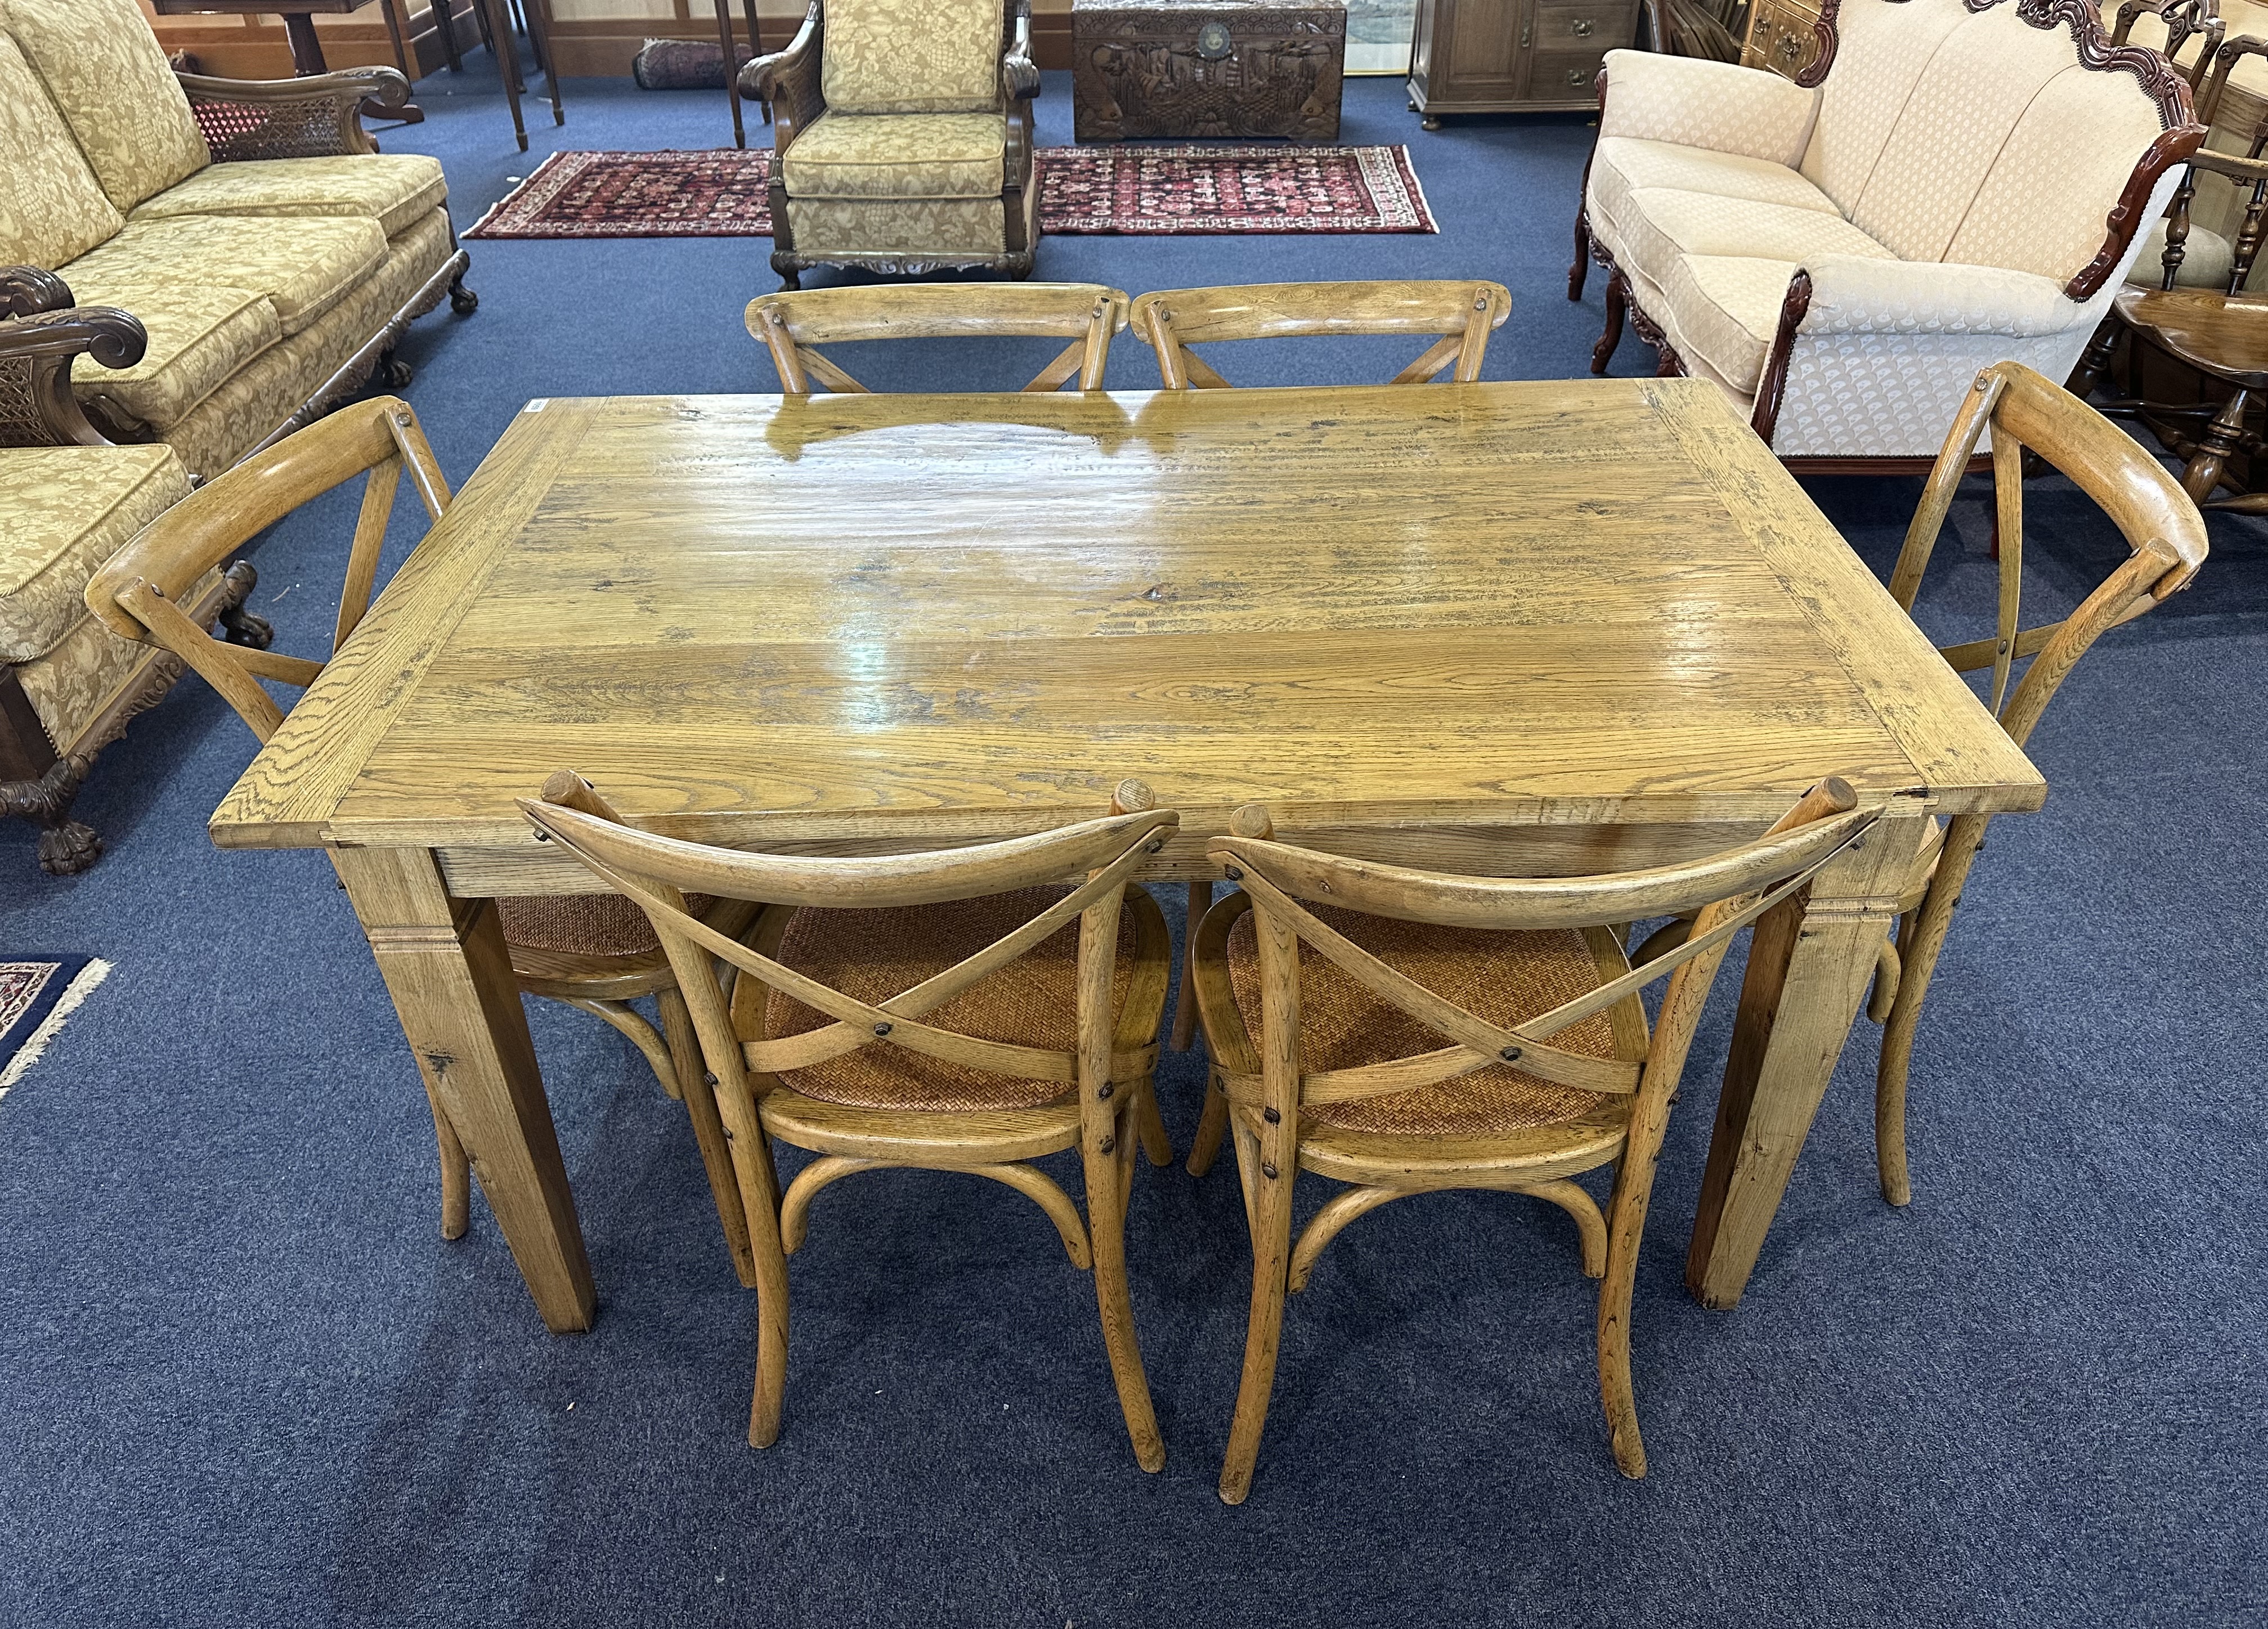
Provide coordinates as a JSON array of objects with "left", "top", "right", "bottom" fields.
[
  {"left": 1408, "top": 0, "right": 1639, "bottom": 125},
  {"left": 1741, "top": 0, "right": 1829, "bottom": 83},
  {"left": 1072, "top": 0, "right": 1347, "bottom": 142}
]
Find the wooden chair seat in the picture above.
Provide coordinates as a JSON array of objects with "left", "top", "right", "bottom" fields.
[
  {"left": 751, "top": 886, "right": 1151, "bottom": 1113},
  {"left": 1221, "top": 900, "right": 1639, "bottom": 1138},
  {"left": 2112, "top": 286, "right": 2268, "bottom": 388}
]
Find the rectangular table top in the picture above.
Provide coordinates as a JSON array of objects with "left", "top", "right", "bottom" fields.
[{"left": 208, "top": 379, "right": 2042, "bottom": 878}]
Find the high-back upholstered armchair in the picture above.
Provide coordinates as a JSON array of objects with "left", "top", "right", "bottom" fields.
[
  {"left": 743, "top": 0, "right": 1041, "bottom": 289},
  {"left": 1570, "top": 0, "right": 2207, "bottom": 469}
]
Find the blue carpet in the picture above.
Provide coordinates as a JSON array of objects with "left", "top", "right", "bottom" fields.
[{"left": 2, "top": 57, "right": 2264, "bottom": 1628}]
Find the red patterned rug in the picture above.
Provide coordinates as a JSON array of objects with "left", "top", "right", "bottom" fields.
[{"left": 465, "top": 145, "right": 1436, "bottom": 240}]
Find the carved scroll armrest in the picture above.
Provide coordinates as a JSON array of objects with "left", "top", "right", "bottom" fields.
[
  {"left": 1595, "top": 47, "right": 1818, "bottom": 166},
  {"left": 745, "top": 5, "right": 824, "bottom": 150},
  {"left": 176, "top": 67, "right": 407, "bottom": 159},
  {"left": 0, "top": 304, "right": 147, "bottom": 448},
  {"left": 1003, "top": 0, "right": 1040, "bottom": 101}
]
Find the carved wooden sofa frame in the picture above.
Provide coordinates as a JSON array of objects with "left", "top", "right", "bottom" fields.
[
  {"left": 742, "top": 0, "right": 1042, "bottom": 288},
  {"left": 1568, "top": 0, "right": 2207, "bottom": 474}
]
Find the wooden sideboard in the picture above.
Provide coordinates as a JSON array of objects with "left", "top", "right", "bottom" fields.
[{"left": 1408, "top": 0, "right": 1639, "bottom": 125}]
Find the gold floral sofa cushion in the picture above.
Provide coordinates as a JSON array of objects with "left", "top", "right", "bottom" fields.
[
  {"left": 781, "top": 112, "right": 1006, "bottom": 199},
  {"left": 50, "top": 282, "right": 282, "bottom": 432},
  {"left": 132, "top": 155, "right": 450, "bottom": 243},
  {"left": 784, "top": 197, "right": 1009, "bottom": 258},
  {"left": 0, "top": 34, "right": 122, "bottom": 268},
  {"left": 0, "top": 444, "right": 189, "bottom": 664},
  {"left": 2, "top": 0, "right": 210, "bottom": 213},
  {"left": 821, "top": 0, "right": 1005, "bottom": 113},
  {"left": 64, "top": 213, "right": 389, "bottom": 337}
]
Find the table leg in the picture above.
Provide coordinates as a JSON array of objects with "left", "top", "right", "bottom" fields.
[
  {"left": 715, "top": 0, "right": 746, "bottom": 149},
  {"left": 373, "top": 0, "right": 428, "bottom": 124},
  {"left": 282, "top": 11, "right": 328, "bottom": 74},
  {"left": 481, "top": 0, "right": 529, "bottom": 151},
  {"left": 335, "top": 846, "right": 595, "bottom": 1333},
  {"left": 525, "top": 0, "right": 565, "bottom": 128},
  {"left": 1683, "top": 804, "right": 1921, "bottom": 1309}
]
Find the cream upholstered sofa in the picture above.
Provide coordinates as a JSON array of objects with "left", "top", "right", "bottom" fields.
[
  {"left": 1570, "top": 0, "right": 2205, "bottom": 468},
  {"left": 746, "top": 0, "right": 1041, "bottom": 288},
  {"left": 1, "top": 0, "right": 473, "bottom": 873}
]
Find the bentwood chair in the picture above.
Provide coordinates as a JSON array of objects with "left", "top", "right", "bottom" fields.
[
  {"left": 1126, "top": 280, "right": 1513, "bottom": 390},
  {"left": 1126, "top": 276, "right": 1513, "bottom": 1059},
  {"left": 521, "top": 779, "right": 1180, "bottom": 1462},
  {"left": 1184, "top": 781, "right": 1875, "bottom": 1501},
  {"left": 84, "top": 399, "right": 760, "bottom": 1284},
  {"left": 1862, "top": 360, "right": 2207, "bottom": 1202},
  {"left": 745, "top": 284, "right": 1132, "bottom": 394}
]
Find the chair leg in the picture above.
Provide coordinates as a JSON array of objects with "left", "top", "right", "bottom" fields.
[
  {"left": 1085, "top": 1124, "right": 1166, "bottom": 1471},
  {"left": 427, "top": 1081, "right": 472, "bottom": 1240},
  {"left": 736, "top": 1132, "right": 791, "bottom": 1448},
  {"left": 1186, "top": 1074, "right": 1229, "bottom": 1176},
  {"left": 714, "top": 0, "right": 746, "bottom": 149},
  {"left": 1590, "top": 271, "right": 1626, "bottom": 375},
  {"left": 482, "top": 0, "right": 529, "bottom": 151},
  {"left": 741, "top": 0, "right": 769, "bottom": 121},
  {"left": 526, "top": 0, "right": 565, "bottom": 127},
  {"left": 660, "top": 986, "right": 759, "bottom": 1289},
  {"left": 434, "top": 0, "right": 463, "bottom": 71},
  {"left": 2182, "top": 387, "right": 2251, "bottom": 504},
  {"left": 1170, "top": 880, "right": 1209, "bottom": 1051},
  {"left": 2068, "top": 318, "right": 2122, "bottom": 401},
  {"left": 1218, "top": 1127, "right": 1296, "bottom": 1504},
  {"left": 1135, "top": 1075, "right": 1174, "bottom": 1167},
  {"left": 1596, "top": 1178, "right": 1647, "bottom": 1478},
  {"left": 1875, "top": 814, "right": 1987, "bottom": 1209}
]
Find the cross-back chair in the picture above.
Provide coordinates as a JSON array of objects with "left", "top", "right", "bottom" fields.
[
  {"left": 1126, "top": 280, "right": 1513, "bottom": 391},
  {"left": 1182, "top": 779, "right": 1876, "bottom": 1501},
  {"left": 84, "top": 399, "right": 761, "bottom": 1285},
  {"left": 519, "top": 780, "right": 1181, "bottom": 1463},
  {"left": 1864, "top": 359, "right": 2207, "bottom": 1204},
  {"left": 745, "top": 283, "right": 1132, "bottom": 394}
]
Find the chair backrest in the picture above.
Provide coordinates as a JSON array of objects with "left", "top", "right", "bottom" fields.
[
  {"left": 519, "top": 777, "right": 1180, "bottom": 1103},
  {"left": 745, "top": 282, "right": 1131, "bottom": 394},
  {"left": 819, "top": 0, "right": 1006, "bottom": 115},
  {"left": 1207, "top": 779, "right": 1876, "bottom": 1125},
  {"left": 1127, "top": 280, "right": 1513, "bottom": 389},
  {"left": 84, "top": 396, "right": 449, "bottom": 743},
  {"left": 2154, "top": 35, "right": 2268, "bottom": 294},
  {"left": 1890, "top": 361, "right": 2207, "bottom": 748}
]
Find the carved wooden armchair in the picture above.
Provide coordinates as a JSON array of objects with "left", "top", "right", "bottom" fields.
[{"left": 742, "top": 0, "right": 1042, "bottom": 288}]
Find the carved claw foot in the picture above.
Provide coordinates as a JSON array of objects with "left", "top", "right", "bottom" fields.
[
  {"left": 220, "top": 607, "right": 274, "bottom": 649},
  {"left": 449, "top": 279, "right": 480, "bottom": 316},
  {"left": 376, "top": 351, "right": 414, "bottom": 388},
  {"left": 37, "top": 819, "right": 101, "bottom": 876}
]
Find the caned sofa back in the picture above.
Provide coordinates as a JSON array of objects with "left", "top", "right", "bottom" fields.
[{"left": 1803, "top": 0, "right": 2185, "bottom": 284}]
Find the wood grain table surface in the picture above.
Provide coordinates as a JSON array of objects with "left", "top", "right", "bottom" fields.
[{"left": 210, "top": 379, "right": 2043, "bottom": 1333}]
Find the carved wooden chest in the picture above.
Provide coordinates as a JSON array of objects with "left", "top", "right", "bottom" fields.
[{"left": 1072, "top": 0, "right": 1347, "bottom": 142}]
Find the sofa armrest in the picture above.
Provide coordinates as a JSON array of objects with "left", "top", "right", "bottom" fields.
[
  {"left": 1598, "top": 48, "right": 1819, "bottom": 168},
  {"left": 1799, "top": 255, "right": 2095, "bottom": 339},
  {"left": 176, "top": 68, "right": 406, "bottom": 160},
  {"left": 0, "top": 292, "right": 147, "bottom": 448},
  {"left": 746, "top": 3, "right": 824, "bottom": 152},
  {"left": 1003, "top": 0, "right": 1039, "bottom": 101}
]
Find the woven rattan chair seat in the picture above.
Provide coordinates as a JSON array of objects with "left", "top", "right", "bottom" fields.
[
  {"left": 764, "top": 887, "right": 1142, "bottom": 1112},
  {"left": 1226, "top": 903, "right": 1634, "bottom": 1137},
  {"left": 496, "top": 891, "right": 718, "bottom": 959}
]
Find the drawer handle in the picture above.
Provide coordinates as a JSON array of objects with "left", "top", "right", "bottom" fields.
[
  {"left": 1520, "top": 23, "right": 1531, "bottom": 45},
  {"left": 1777, "top": 33, "right": 1802, "bottom": 61},
  {"left": 1567, "top": 66, "right": 1587, "bottom": 84},
  {"left": 1572, "top": 17, "right": 1594, "bottom": 34}
]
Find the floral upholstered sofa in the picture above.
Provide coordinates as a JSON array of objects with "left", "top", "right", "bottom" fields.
[
  {"left": 1, "top": 0, "right": 474, "bottom": 873},
  {"left": 1570, "top": 0, "right": 2204, "bottom": 469}
]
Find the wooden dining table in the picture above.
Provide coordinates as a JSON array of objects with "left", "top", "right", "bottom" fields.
[{"left": 208, "top": 378, "right": 2044, "bottom": 1334}]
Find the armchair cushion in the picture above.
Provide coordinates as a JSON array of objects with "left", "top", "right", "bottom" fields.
[
  {"left": 821, "top": 0, "right": 1006, "bottom": 115},
  {"left": 40, "top": 280, "right": 280, "bottom": 430},
  {"left": 1588, "top": 137, "right": 1839, "bottom": 227},
  {"left": 1658, "top": 254, "right": 1801, "bottom": 392},
  {"left": 780, "top": 111, "right": 1006, "bottom": 199},
  {"left": 3, "top": 0, "right": 210, "bottom": 213},
  {"left": 1597, "top": 49, "right": 1819, "bottom": 167},
  {"left": 131, "top": 155, "right": 449, "bottom": 243},
  {"left": 0, "top": 35, "right": 123, "bottom": 268},
  {"left": 784, "top": 196, "right": 1006, "bottom": 258},
  {"left": 0, "top": 443, "right": 189, "bottom": 662},
  {"left": 62, "top": 213, "right": 388, "bottom": 336}
]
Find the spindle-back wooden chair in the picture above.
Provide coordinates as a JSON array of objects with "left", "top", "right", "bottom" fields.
[
  {"left": 519, "top": 780, "right": 1180, "bottom": 1464},
  {"left": 1126, "top": 280, "right": 1513, "bottom": 390},
  {"left": 1184, "top": 780, "right": 1879, "bottom": 1501},
  {"left": 85, "top": 400, "right": 760, "bottom": 1285},
  {"left": 745, "top": 283, "right": 1132, "bottom": 394},
  {"left": 1865, "top": 360, "right": 2207, "bottom": 1202}
]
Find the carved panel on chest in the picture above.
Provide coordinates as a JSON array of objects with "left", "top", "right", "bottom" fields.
[{"left": 1072, "top": 0, "right": 1348, "bottom": 141}]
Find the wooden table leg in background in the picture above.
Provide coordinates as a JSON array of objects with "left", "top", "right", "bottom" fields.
[
  {"left": 334, "top": 845, "right": 595, "bottom": 1333},
  {"left": 1684, "top": 801, "right": 1924, "bottom": 1309}
]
